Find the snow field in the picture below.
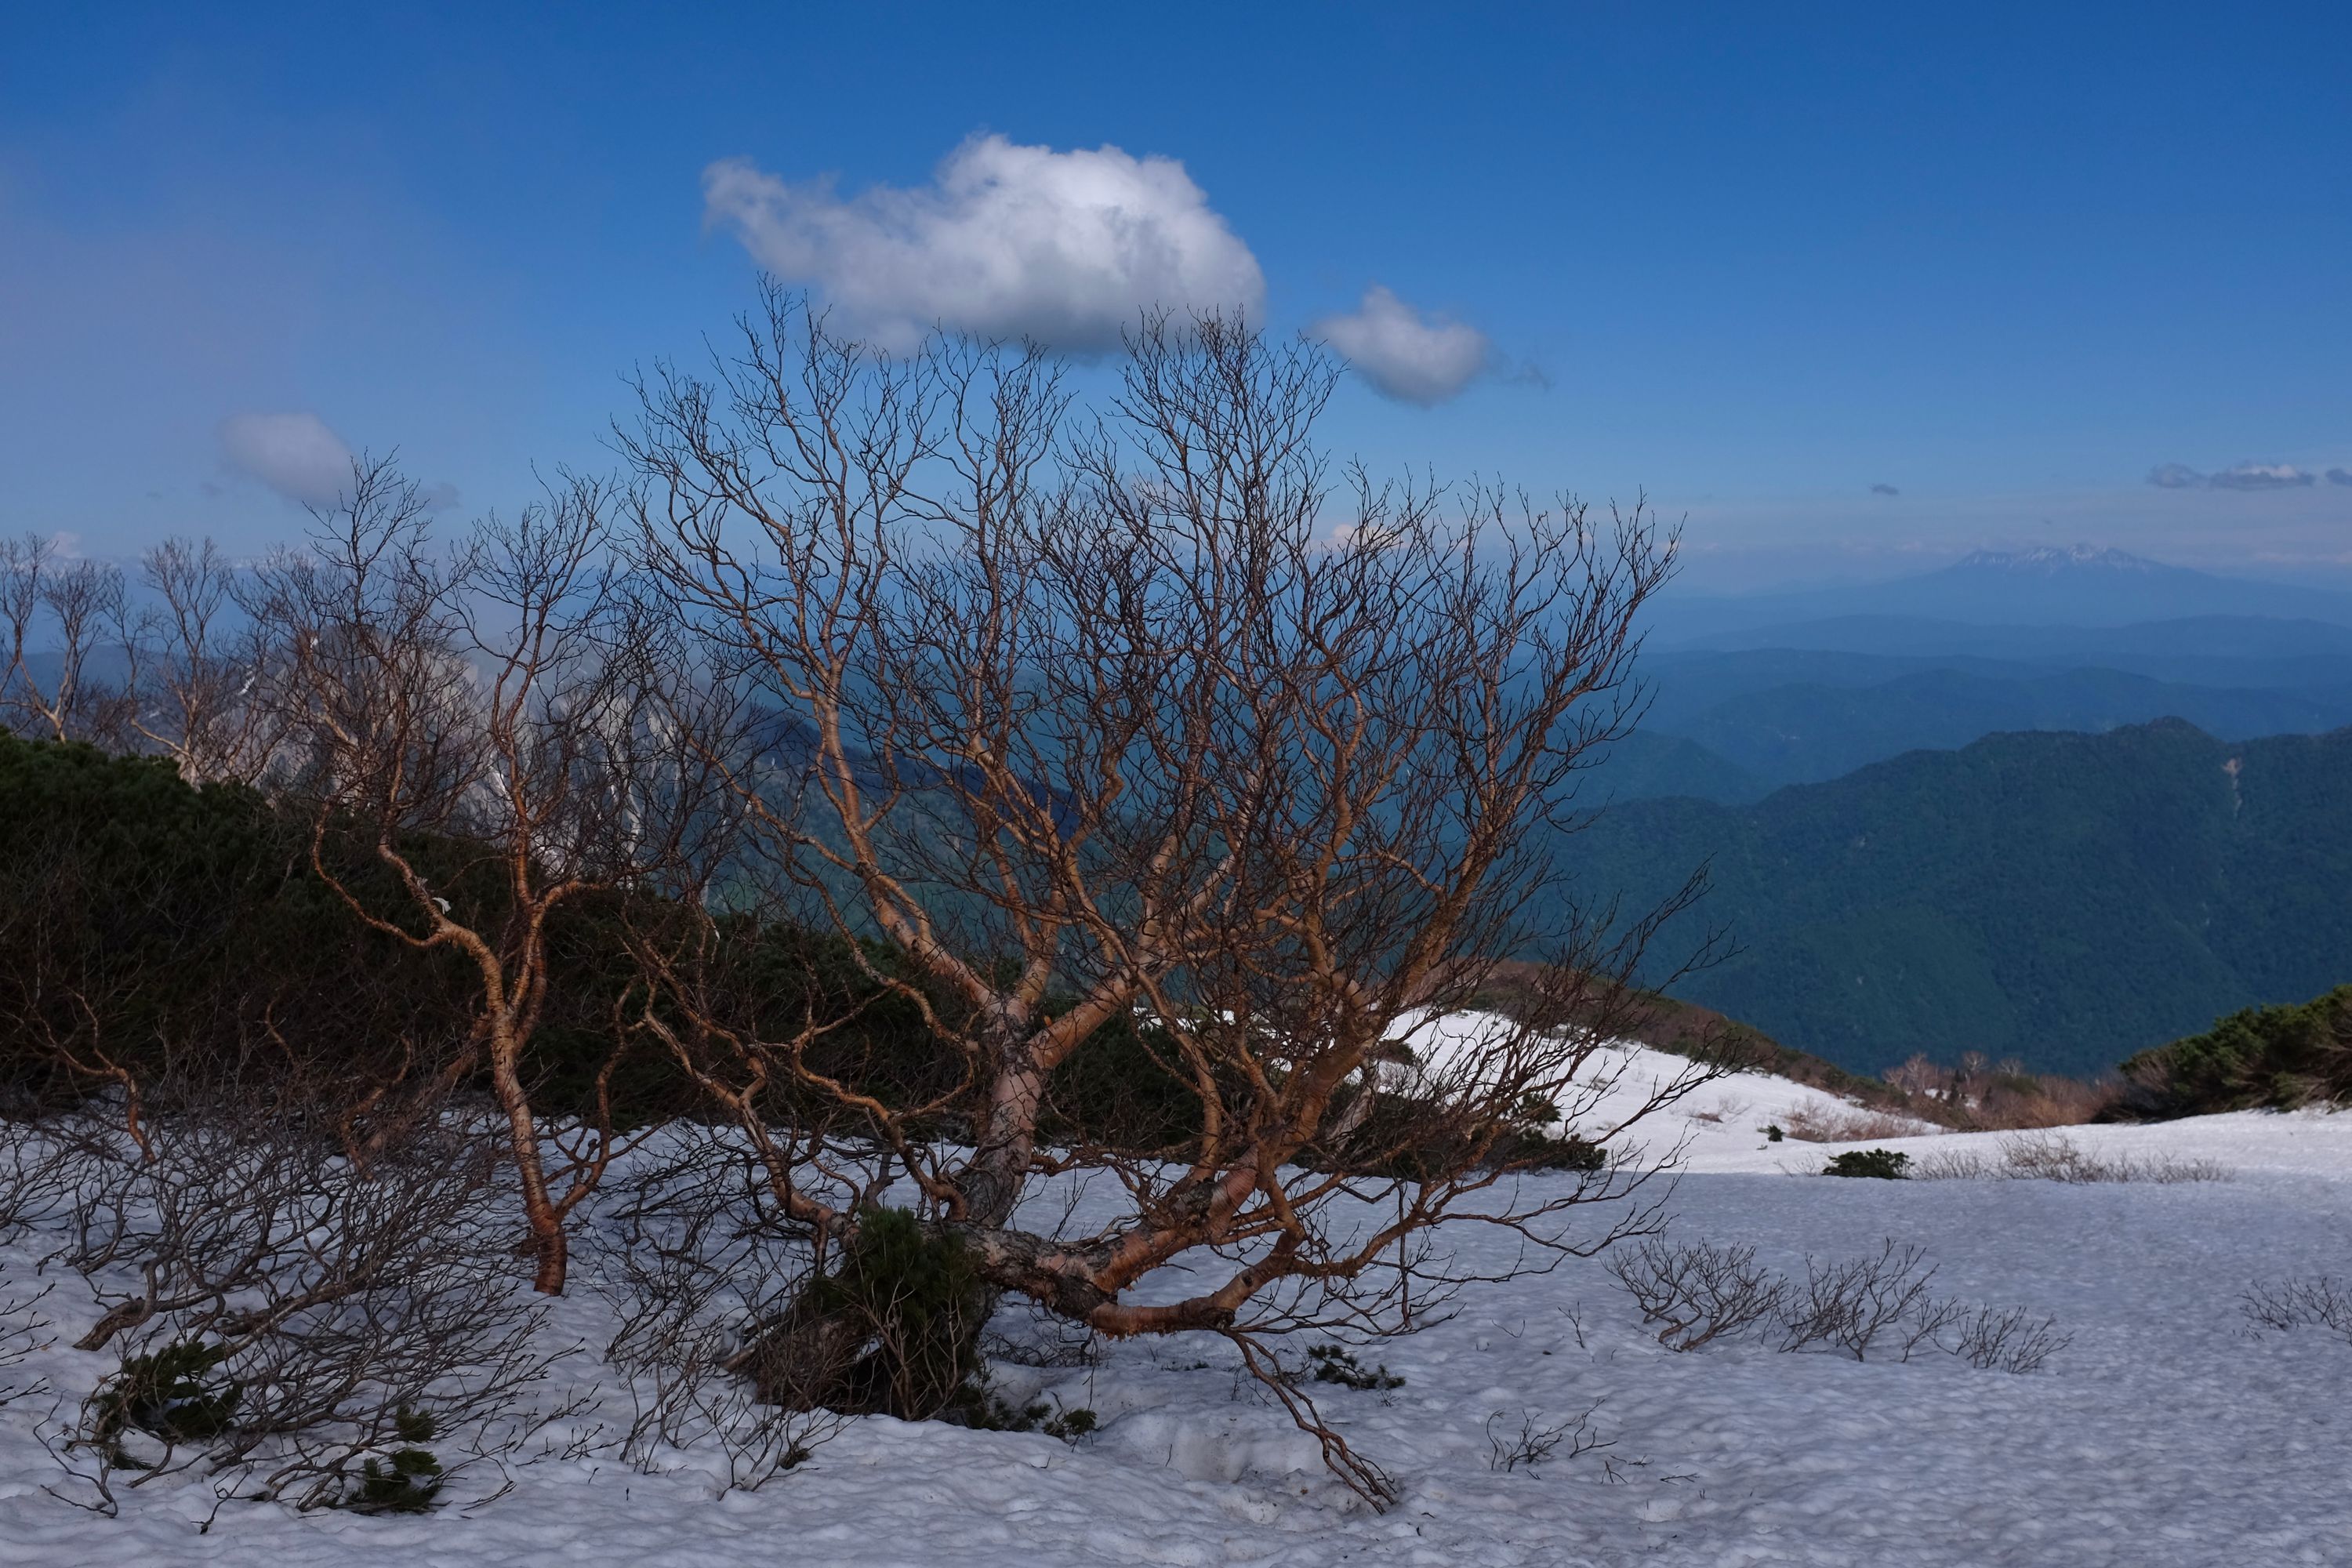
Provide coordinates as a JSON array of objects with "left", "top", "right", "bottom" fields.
[{"left": 1, "top": 1034, "right": 2347, "bottom": 1566}]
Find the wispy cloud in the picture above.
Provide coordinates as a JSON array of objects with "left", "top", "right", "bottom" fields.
[
  {"left": 1870, "top": 483, "right": 1900, "bottom": 496},
  {"left": 2147, "top": 460, "right": 2321, "bottom": 492},
  {"left": 703, "top": 136, "right": 1265, "bottom": 351},
  {"left": 2209, "top": 462, "right": 2318, "bottom": 491},
  {"left": 1311, "top": 285, "right": 1490, "bottom": 405},
  {"left": 2327, "top": 468, "right": 2352, "bottom": 487},
  {"left": 218, "top": 412, "right": 354, "bottom": 506}
]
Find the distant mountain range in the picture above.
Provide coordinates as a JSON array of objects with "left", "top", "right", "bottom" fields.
[
  {"left": 1661, "top": 613, "right": 2352, "bottom": 667},
  {"left": 1584, "top": 646, "right": 2352, "bottom": 800},
  {"left": 1563, "top": 720, "right": 2352, "bottom": 1079},
  {"left": 1573, "top": 548, "right": 2352, "bottom": 803},
  {"left": 1649, "top": 546, "right": 2352, "bottom": 642}
]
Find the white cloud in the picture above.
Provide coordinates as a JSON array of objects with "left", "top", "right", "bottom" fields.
[
  {"left": 702, "top": 136, "right": 1265, "bottom": 351},
  {"left": 218, "top": 412, "right": 354, "bottom": 506},
  {"left": 2154, "top": 459, "right": 2325, "bottom": 492},
  {"left": 1311, "top": 285, "right": 1490, "bottom": 405},
  {"left": 2209, "top": 461, "right": 2317, "bottom": 491}
]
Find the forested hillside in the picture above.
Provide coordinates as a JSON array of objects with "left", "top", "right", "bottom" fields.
[{"left": 1570, "top": 719, "right": 2352, "bottom": 1076}]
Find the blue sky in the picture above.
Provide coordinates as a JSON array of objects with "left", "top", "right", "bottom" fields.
[{"left": 3, "top": 2, "right": 2347, "bottom": 590}]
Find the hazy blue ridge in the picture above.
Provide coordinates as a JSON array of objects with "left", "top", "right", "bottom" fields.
[{"left": 1646, "top": 548, "right": 2352, "bottom": 641}]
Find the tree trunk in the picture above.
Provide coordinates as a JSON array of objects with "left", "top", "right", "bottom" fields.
[
  {"left": 961, "top": 1047, "right": 1045, "bottom": 1228},
  {"left": 486, "top": 1013, "right": 567, "bottom": 1294}
]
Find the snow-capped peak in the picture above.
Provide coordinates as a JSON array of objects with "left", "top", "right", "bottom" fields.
[{"left": 1946, "top": 544, "right": 2166, "bottom": 576}]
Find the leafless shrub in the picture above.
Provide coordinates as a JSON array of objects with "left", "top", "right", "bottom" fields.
[
  {"left": 1683, "top": 1092, "right": 1751, "bottom": 1127},
  {"left": 0, "top": 1272, "right": 53, "bottom": 1408},
  {"left": 1906, "top": 1145, "right": 1997, "bottom": 1180},
  {"left": 1880, "top": 1294, "right": 1966, "bottom": 1360},
  {"left": 246, "top": 461, "right": 728, "bottom": 1294},
  {"left": 120, "top": 535, "right": 289, "bottom": 786},
  {"left": 1595, "top": 1228, "right": 2078, "bottom": 1376},
  {"left": 2002, "top": 1131, "right": 2226, "bottom": 1184},
  {"left": 0, "top": 1122, "right": 70, "bottom": 1236},
  {"left": 1770, "top": 1243, "right": 2067, "bottom": 1373},
  {"left": 1602, "top": 1232, "right": 2067, "bottom": 1374},
  {"left": 47, "top": 1103, "right": 510, "bottom": 1356},
  {"left": 1778, "top": 1240, "right": 1941, "bottom": 1361},
  {"left": 982, "top": 1301, "right": 1105, "bottom": 1371},
  {"left": 589, "top": 1131, "right": 848, "bottom": 1494},
  {"left": 1486, "top": 1400, "right": 1611, "bottom": 1472},
  {"left": 1607, "top": 1238, "right": 1785, "bottom": 1351},
  {"left": 1882, "top": 1051, "right": 2122, "bottom": 1131},
  {"left": 1951, "top": 1305, "right": 2073, "bottom": 1373},
  {"left": 2241, "top": 1276, "right": 2352, "bottom": 1344},
  {"left": 27, "top": 1100, "right": 572, "bottom": 1513},
  {"left": 1912, "top": 1132, "right": 2228, "bottom": 1185},
  {"left": 0, "top": 533, "right": 130, "bottom": 746},
  {"left": 2000, "top": 1131, "right": 2132, "bottom": 1183},
  {"left": 1780, "top": 1105, "right": 1930, "bottom": 1143}
]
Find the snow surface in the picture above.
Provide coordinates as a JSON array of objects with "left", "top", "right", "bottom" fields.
[{"left": 2, "top": 1029, "right": 2349, "bottom": 1566}]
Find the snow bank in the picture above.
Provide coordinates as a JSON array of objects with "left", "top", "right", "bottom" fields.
[{"left": 1389, "top": 1008, "right": 1943, "bottom": 1163}]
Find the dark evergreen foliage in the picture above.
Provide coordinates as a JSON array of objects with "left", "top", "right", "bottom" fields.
[
  {"left": 2116, "top": 985, "right": 2352, "bottom": 1116},
  {"left": 339, "top": 1408, "right": 446, "bottom": 1514},
  {"left": 806, "top": 1207, "right": 986, "bottom": 1420},
  {"left": 88, "top": 1341, "right": 243, "bottom": 1468},
  {"left": 1822, "top": 1149, "right": 1911, "bottom": 1180}
]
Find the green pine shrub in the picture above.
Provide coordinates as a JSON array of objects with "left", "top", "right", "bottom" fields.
[
  {"left": 337, "top": 1406, "right": 445, "bottom": 1513},
  {"left": 2116, "top": 985, "right": 2352, "bottom": 1118},
  {"left": 952, "top": 1378, "right": 1098, "bottom": 1443},
  {"left": 1306, "top": 1345, "right": 1405, "bottom": 1391},
  {"left": 807, "top": 1207, "right": 987, "bottom": 1421},
  {"left": 87, "top": 1341, "right": 243, "bottom": 1468},
  {"left": 1823, "top": 1149, "right": 1911, "bottom": 1179}
]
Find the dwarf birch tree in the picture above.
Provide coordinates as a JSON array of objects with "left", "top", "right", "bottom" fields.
[{"left": 619, "top": 293, "right": 1712, "bottom": 1499}]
